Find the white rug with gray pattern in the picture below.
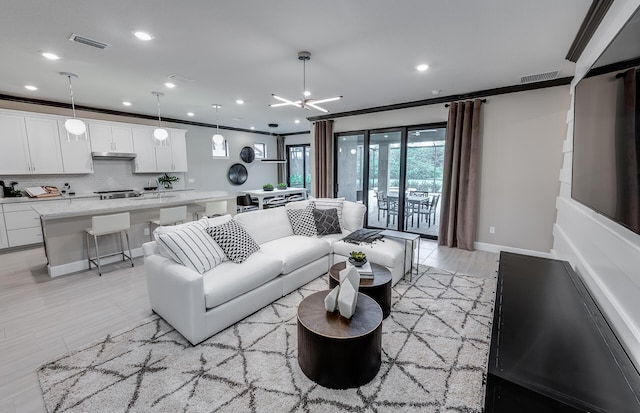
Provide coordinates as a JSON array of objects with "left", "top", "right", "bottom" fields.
[{"left": 38, "top": 265, "right": 496, "bottom": 413}]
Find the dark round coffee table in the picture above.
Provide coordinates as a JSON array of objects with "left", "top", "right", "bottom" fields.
[
  {"left": 297, "top": 290, "right": 383, "bottom": 389},
  {"left": 329, "top": 261, "right": 392, "bottom": 318}
]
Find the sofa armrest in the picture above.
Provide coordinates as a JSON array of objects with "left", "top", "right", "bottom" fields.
[{"left": 144, "top": 253, "right": 207, "bottom": 344}]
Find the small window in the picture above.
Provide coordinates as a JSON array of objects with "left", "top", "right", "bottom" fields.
[
  {"left": 212, "top": 140, "right": 229, "bottom": 158},
  {"left": 253, "top": 143, "right": 266, "bottom": 159}
]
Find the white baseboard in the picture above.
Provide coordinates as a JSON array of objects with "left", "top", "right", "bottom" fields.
[
  {"left": 48, "top": 247, "right": 144, "bottom": 277},
  {"left": 474, "top": 242, "right": 552, "bottom": 259}
]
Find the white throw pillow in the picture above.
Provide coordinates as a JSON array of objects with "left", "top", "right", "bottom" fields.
[
  {"left": 156, "top": 224, "right": 226, "bottom": 273},
  {"left": 311, "top": 197, "right": 345, "bottom": 227}
]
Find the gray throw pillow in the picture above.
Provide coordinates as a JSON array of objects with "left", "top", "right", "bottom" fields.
[
  {"left": 313, "top": 208, "right": 341, "bottom": 235},
  {"left": 206, "top": 220, "right": 260, "bottom": 263}
]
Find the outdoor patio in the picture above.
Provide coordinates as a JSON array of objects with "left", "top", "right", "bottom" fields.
[{"left": 365, "top": 190, "right": 440, "bottom": 237}]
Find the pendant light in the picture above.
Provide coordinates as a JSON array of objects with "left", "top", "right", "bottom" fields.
[
  {"left": 60, "top": 72, "right": 86, "bottom": 138},
  {"left": 152, "top": 91, "right": 168, "bottom": 141},
  {"left": 212, "top": 104, "right": 224, "bottom": 146}
]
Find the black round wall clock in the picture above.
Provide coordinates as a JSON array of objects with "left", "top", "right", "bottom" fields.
[
  {"left": 240, "top": 146, "right": 255, "bottom": 163},
  {"left": 227, "top": 163, "right": 248, "bottom": 185}
]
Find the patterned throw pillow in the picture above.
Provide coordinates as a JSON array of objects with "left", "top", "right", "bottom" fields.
[
  {"left": 286, "top": 204, "right": 317, "bottom": 237},
  {"left": 311, "top": 197, "right": 345, "bottom": 227},
  {"left": 206, "top": 220, "right": 260, "bottom": 263},
  {"left": 156, "top": 224, "right": 226, "bottom": 273},
  {"left": 313, "top": 208, "right": 342, "bottom": 235}
]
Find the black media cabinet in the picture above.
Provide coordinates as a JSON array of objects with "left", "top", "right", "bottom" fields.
[{"left": 485, "top": 252, "right": 640, "bottom": 412}]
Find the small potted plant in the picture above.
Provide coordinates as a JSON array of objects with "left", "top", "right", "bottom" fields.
[
  {"left": 277, "top": 182, "right": 287, "bottom": 190},
  {"left": 262, "top": 183, "right": 274, "bottom": 191},
  {"left": 157, "top": 173, "right": 180, "bottom": 189},
  {"left": 348, "top": 251, "right": 367, "bottom": 267}
]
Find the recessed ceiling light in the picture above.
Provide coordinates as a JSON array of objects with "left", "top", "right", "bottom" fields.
[
  {"left": 133, "top": 31, "right": 154, "bottom": 41},
  {"left": 42, "top": 52, "right": 60, "bottom": 60},
  {"left": 250, "top": 126, "right": 255, "bottom": 130},
  {"left": 187, "top": 112, "right": 194, "bottom": 117},
  {"left": 236, "top": 99, "right": 244, "bottom": 105},
  {"left": 24, "top": 85, "right": 38, "bottom": 91},
  {"left": 122, "top": 101, "right": 132, "bottom": 106},
  {"left": 294, "top": 119, "right": 300, "bottom": 124},
  {"left": 164, "top": 82, "right": 176, "bottom": 88},
  {"left": 416, "top": 64, "right": 429, "bottom": 72}
]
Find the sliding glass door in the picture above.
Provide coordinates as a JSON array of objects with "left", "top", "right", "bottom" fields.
[
  {"left": 287, "top": 144, "right": 311, "bottom": 194},
  {"left": 335, "top": 134, "right": 364, "bottom": 203},
  {"left": 368, "top": 131, "right": 402, "bottom": 229}
]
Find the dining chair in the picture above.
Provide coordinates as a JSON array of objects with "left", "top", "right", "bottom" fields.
[{"left": 376, "top": 191, "right": 388, "bottom": 220}]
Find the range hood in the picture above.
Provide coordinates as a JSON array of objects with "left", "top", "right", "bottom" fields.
[{"left": 92, "top": 152, "right": 137, "bottom": 160}]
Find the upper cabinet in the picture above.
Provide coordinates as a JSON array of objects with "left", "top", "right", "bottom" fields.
[
  {"left": 58, "top": 120, "right": 93, "bottom": 173},
  {"left": 133, "top": 127, "right": 188, "bottom": 173},
  {"left": 88, "top": 122, "right": 134, "bottom": 153},
  {"left": 0, "top": 112, "right": 63, "bottom": 174}
]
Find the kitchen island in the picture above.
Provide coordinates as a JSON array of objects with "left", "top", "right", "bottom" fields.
[{"left": 32, "top": 191, "right": 237, "bottom": 277}]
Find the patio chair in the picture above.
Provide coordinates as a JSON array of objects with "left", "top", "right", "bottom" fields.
[{"left": 376, "top": 191, "right": 388, "bottom": 220}]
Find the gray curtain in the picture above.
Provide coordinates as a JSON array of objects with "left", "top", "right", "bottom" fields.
[
  {"left": 438, "top": 99, "right": 483, "bottom": 250},
  {"left": 313, "top": 120, "right": 334, "bottom": 198},
  {"left": 276, "top": 135, "right": 286, "bottom": 184},
  {"left": 621, "top": 68, "right": 639, "bottom": 232}
]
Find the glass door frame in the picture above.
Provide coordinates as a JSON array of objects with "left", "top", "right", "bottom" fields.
[{"left": 334, "top": 122, "right": 446, "bottom": 237}]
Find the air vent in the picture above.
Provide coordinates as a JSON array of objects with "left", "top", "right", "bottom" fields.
[
  {"left": 168, "top": 73, "right": 194, "bottom": 83},
  {"left": 68, "top": 33, "right": 110, "bottom": 50},
  {"left": 520, "top": 71, "right": 559, "bottom": 84}
]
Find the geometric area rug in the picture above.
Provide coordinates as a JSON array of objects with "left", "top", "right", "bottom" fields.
[{"left": 38, "top": 265, "right": 496, "bottom": 413}]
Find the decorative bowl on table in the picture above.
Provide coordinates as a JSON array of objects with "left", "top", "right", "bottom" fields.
[{"left": 348, "top": 257, "right": 367, "bottom": 267}]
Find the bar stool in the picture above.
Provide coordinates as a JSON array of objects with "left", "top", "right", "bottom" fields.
[
  {"left": 149, "top": 205, "right": 187, "bottom": 239},
  {"left": 85, "top": 212, "right": 134, "bottom": 276},
  {"left": 196, "top": 200, "right": 227, "bottom": 219}
]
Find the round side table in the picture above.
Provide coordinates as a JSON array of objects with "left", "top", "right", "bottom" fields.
[
  {"left": 329, "top": 261, "right": 392, "bottom": 318},
  {"left": 297, "top": 290, "right": 383, "bottom": 389}
]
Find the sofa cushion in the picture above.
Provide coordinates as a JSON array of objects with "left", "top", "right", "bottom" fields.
[
  {"left": 318, "top": 230, "right": 351, "bottom": 246},
  {"left": 342, "top": 202, "right": 366, "bottom": 232},
  {"left": 311, "top": 198, "right": 345, "bottom": 226},
  {"left": 286, "top": 204, "right": 317, "bottom": 237},
  {"left": 207, "top": 220, "right": 260, "bottom": 263},
  {"left": 202, "top": 252, "right": 283, "bottom": 309},
  {"left": 313, "top": 208, "right": 341, "bottom": 235},
  {"left": 155, "top": 224, "right": 226, "bottom": 274},
  {"left": 260, "top": 235, "right": 331, "bottom": 274},
  {"left": 234, "top": 207, "right": 294, "bottom": 245}
]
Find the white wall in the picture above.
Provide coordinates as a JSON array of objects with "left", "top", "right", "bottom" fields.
[
  {"left": 552, "top": 0, "right": 640, "bottom": 368},
  {"left": 331, "top": 86, "right": 570, "bottom": 254}
]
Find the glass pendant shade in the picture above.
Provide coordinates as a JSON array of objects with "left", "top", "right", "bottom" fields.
[
  {"left": 211, "top": 104, "right": 224, "bottom": 145},
  {"left": 154, "top": 128, "right": 168, "bottom": 141},
  {"left": 65, "top": 118, "right": 86, "bottom": 136}
]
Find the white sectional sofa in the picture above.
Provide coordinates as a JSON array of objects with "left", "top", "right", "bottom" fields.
[{"left": 143, "top": 199, "right": 372, "bottom": 345}]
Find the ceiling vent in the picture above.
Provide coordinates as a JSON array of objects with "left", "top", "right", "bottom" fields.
[
  {"left": 520, "top": 71, "right": 559, "bottom": 84},
  {"left": 168, "top": 73, "right": 194, "bottom": 83},
  {"left": 68, "top": 33, "right": 110, "bottom": 50}
]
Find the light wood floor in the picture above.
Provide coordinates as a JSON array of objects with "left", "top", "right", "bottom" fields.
[{"left": 0, "top": 241, "right": 498, "bottom": 412}]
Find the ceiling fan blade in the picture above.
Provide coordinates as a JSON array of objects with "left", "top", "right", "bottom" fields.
[
  {"left": 271, "top": 94, "right": 302, "bottom": 108},
  {"left": 307, "top": 103, "right": 329, "bottom": 113},
  {"left": 309, "top": 96, "right": 342, "bottom": 105}
]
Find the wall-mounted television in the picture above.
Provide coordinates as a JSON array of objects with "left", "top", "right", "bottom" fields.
[{"left": 572, "top": 6, "right": 640, "bottom": 235}]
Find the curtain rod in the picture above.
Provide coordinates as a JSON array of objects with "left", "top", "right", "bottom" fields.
[{"left": 444, "top": 98, "right": 487, "bottom": 108}]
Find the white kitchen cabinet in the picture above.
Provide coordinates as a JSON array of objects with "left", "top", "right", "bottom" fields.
[
  {"left": 58, "top": 121, "right": 93, "bottom": 173},
  {"left": 133, "top": 127, "right": 188, "bottom": 173},
  {"left": 132, "top": 128, "right": 157, "bottom": 172},
  {"left": 89, "top": 122, "right": 134, "bottom": 153},
  {"left": 0, "top": 113, "right": 32, "bottom": 174},
  {"left": 0, "top": 205, "right": 8, "bottom": 249},
  {"left": 3, "top": 203, "right": 43, "bottom": 247},
  {"left": 24, "top": 116, "right": 64, "bottom": 174}
]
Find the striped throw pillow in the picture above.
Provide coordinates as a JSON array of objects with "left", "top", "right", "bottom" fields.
[{"left": 156, "top": 224, "right": 226, "bottom": 273}]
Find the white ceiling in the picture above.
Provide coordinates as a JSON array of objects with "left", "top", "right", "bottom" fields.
[{"left": 0, "top": 0, "right": 591, "bottom": 134}]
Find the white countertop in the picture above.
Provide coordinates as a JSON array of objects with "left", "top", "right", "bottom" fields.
[{"left": 32, "top": 191, "right": 237, "bottom": 220}]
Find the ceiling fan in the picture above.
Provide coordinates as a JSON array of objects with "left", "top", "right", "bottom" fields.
[{"left": 270, "top": 51, "right": 342, "bottom": 113}]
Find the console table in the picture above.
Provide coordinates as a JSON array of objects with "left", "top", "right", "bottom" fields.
[{"left": 486, "top": 252, "right": 640, "bottom": 412}]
